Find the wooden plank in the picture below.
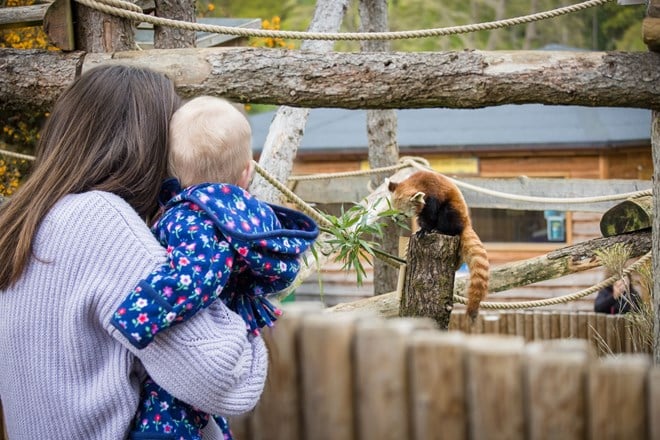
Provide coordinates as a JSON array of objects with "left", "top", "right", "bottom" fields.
[
  {"left": 408, "top": 331, "right": 468, "bottom": 440},
  {"left": 524, "top": 340, "right": 593, "bottom": 440},
  {"left": 588, "top": 355, "right": 651, "bottom": 440},
  {"left": 354, "top": 318, "right": 436, "bottom": 440},
  {"left": 250, "top": 302, "right": 324, "bottom": 440},
  {"left": 0, "top": 3, "right": 49, "bottom": 29},
  {"left": 466, "top": 335, "right": 526, "bottom": 440},
  {"left": 298, "top": 312, "right": 362, "bottom": 440},
  {"left": 293, "top": 176, "right": 651, "bottom": 211}
]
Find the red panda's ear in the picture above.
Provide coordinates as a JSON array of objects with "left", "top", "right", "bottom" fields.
[
  {"left": 387, "top": 180, "right": 398, "bottom": 192},
  {"left": 411, "top": 191, "right": 426, "bottom": 205}
]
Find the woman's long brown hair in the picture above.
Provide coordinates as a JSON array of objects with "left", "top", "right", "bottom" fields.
[{"left": 0, "top": 65, "right": 180, "bottom": 289}]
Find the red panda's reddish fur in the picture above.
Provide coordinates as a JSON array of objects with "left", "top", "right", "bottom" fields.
[{"left": 388, "top": 170, "right": 489, "bottom": 319}]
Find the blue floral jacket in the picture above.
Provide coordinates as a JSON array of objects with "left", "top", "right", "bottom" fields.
[{"left": 110, "top": 179, "right": 319, "bottom": 349}]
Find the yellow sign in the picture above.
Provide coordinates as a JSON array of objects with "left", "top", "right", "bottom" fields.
[
  {"left": 360, "top": 156, "right": 479, "bottom": 174},
  {"left": 428, "top": 157, "right": 479, "bottom": 174}
]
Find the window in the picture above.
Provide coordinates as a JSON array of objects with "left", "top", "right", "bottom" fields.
[{"left": 471, "top": 208, "right": 567, "bottom": 244}]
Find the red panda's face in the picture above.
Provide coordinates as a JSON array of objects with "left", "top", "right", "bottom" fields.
[{"left": 388, "top": 179, "right": 425, "bottom": 217}]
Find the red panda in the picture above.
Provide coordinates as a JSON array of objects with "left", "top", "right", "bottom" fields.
[{"left": 388, "top": 170, "right": 489, "bottom": 319}]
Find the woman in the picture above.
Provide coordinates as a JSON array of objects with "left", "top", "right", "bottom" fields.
[{"left": 0, "top": 65, "right": 267, "bottom": 439}]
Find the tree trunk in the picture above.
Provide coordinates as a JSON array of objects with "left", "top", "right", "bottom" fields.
[
  {"left": 73, "top": 2, "right": 135, "bottom": 52},
  {"left": 249, "top": 0, "right": 349, "bottom": 204},
  {"left": 399, "top": 232, "right": 460, "bottom": 329},
  {"left": 153, "top": 0, "right": 196, "bottom": 48},
  {"left": 3, "top": 48, "right": 660, "bottom": 115},
  {"left": 359, "top": 0, "right": 399, "bottom": 295}
]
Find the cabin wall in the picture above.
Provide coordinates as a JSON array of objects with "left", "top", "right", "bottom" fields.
[{"left": 289, "top": 146, "right": 652, "bottom": 310}]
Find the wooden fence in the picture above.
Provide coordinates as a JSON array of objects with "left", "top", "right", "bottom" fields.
[
  {"left": 225, "top": 305, "right": 659, "bottom": 440},
  {"left": 1, "top": 307, "right": 656, "bottom": 439}
]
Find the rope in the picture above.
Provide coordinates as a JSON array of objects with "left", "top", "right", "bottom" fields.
[
  {"left": 401, "top": 158, "right": 653, "bottom": 204},
  {"left": 252, "top": 161, "right": 332, "bottom": 228},
  {"left": 453, "top": 251, "right": 652, "bottom": 310},
  {"left": 74, "top": 0, "right": 613, "bottom": 41}
]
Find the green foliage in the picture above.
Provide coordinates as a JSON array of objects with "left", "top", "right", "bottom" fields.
[
  {"left": 211, "top": 0, "right": 648, "bottom": 52},
  {"left": 320, "top": 199, "right": 408, "bottom": 286}
]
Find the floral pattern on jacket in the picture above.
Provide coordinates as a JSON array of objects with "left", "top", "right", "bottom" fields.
[
  {"left": 110, "top": 180, "right": 318, "bottom": 349},
  {"left": 114, "top": 180, "right": 318, "bottom": 440}
]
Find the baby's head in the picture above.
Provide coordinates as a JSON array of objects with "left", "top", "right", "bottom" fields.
[{"left": 168, "top": 96, "right": 253, "bottom": 188}]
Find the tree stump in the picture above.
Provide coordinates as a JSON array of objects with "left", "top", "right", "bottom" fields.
[{"left": 399, "top": 232, "right": 460, "bottom": 329}]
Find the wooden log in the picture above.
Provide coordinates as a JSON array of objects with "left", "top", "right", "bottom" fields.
[
  {"left": 588, "top": 355, "right": 651, "bottom": 440},
  {"left": 249, "top": 302, "right": 324, "bottom": 440},
  {"left": 399, "top": 232, "right": 460, "bottom": 329},
  {"left": 524, "top": 339, "right": 593, "bottom": 440},
  {"left": 550, "top": 312, "right": 560, "bottom": 339},
  {"left": 600, "top": 195, "right": 653, "bottom": 237},
  {"left": 605, "top": 314, "right": 622, "bottom": 354},
  {"left": 354, "top": 318, "right": 436, "bottom": 440},
  {"left": 3, "top": 48, "right": 660, "bottom": 114},
  {"left": 465, "top": 335, "right": 526, "bottom": 440},
  {"left": 0, "top": 3, "right": 49, "bottom": 29},
  {"left": 328, "top": 229, "right": 651, "bottom": 317},
  {"left": 559, "top": 312, "right": 572, "bottom": 339},
  {"left": 408, "top": 331, "right": 468, "bottom": 440},
  {"left": 298, "top": 312, "right": 363, "bottom": 440}
]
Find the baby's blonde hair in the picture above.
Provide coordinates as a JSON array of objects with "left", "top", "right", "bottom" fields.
[{"left": 168, "top": 96, "right": 252, "bottom": 187}]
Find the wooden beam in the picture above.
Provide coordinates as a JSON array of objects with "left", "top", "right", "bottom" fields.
[
  {"left": 3, "top": 48, "right": 660, "bottom": 114},
  {"left": 293, "top": 176, "right": 652, "bottom": 212},
  {"left": 327, "top": 229, "right": 651, "bottom": 317},
  {"left": 43, "top": 0, "right": 74, "bottom": 51},
  {"left": 0, "top": 4, "right": 49, "bottom": 29}
]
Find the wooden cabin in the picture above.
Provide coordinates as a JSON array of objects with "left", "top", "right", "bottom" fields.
[{"left": 249, "top": 105, "right": 652, "bottom": 310}]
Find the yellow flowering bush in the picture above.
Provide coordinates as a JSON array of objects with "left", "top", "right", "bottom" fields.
[
  {"left": 250, "top": 16, "right": 294, "bottom": 50},
  {"left": 0, "top": 157, "right": 28, "bottom": 197},
  {"left": 1, "top": 0, "right": 56, "bottom": 193}
]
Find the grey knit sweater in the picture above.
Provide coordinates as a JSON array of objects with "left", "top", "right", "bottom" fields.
[{"left": 0, "top": 191, "right": 268, "bottom": 439}]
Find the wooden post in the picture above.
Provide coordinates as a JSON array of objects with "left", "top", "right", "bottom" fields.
[
  {"left": 399, "top": 232, "right": 461, "bottom": 329},
  {"left": 465, "top": 335, "right": 526, "bottom": 440},
  {"left": 249, "top": 302, "right": 324, "bottom": 440},
  {"left": 408, "top": 331, "right": 469, "bottom": 440},
  {"left": 588, "top": 355, "right": 651, "bottom": 439},
  {"left": 354, "top": 318, "right": 436, "bottom": 440},
  {"left": 524, "top": 339, "right": 593, "bottom": 440},
  {"left": 298, "top": 312, "right": 362, "bottom": 440}
]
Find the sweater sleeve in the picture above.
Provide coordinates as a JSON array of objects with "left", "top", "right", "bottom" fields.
[{"left": 112, "top": 301, "right": 268, "bottom": 416}]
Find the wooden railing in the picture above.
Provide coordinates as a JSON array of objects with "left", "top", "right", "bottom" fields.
[
  {"left": 227, "top": 305, "right": 659, "bottom": 440},
  {"left": 1, "top": 307, "right": 655, "bottom": 439}
]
